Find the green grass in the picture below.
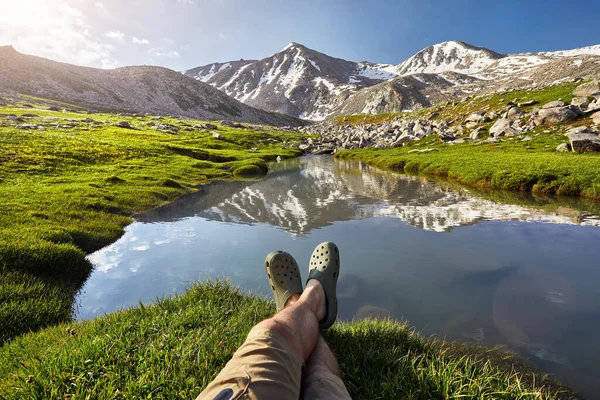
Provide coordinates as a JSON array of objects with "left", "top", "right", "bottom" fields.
[
  {"left": 0, "top": 281, "right": 578, "bottom": 399},
  {"left": 335, "top": 82, "right": 600, "bottom": 200},
  {"left": 0, "top": 98, "right": 303, "bottom": 343}
]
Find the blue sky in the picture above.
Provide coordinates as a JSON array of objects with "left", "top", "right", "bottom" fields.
[{"left": 1, "top": 0, "right": 599, "bottom": 70}]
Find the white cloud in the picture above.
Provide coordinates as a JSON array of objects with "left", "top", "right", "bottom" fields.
[
  {"left": 148, "top": 47, "right": 180, "bottom": 58},
  {"left": 95, "top": 2, "right": 104, "bottom": 7},
  {"left": 177, "top": 0, "right": 196, "bottom": 4},
  {"left": 132, "top": 37, "right": 150, "bottom": 45},
  {"left": 0, "top": 0, "right": 118, "bottom": 69},
  {"left": 104, "top": 31, "right": 125, "bottom": 41}
]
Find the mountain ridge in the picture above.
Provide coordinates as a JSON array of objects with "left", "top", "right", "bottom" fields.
[
  {"left": 0, "top": 46, "right": 303, "bottom": 126},
  {"left": 184, "top": 40, "right": 600, "bottom": 120}
]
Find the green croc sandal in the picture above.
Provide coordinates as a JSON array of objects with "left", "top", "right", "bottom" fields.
[
  {"left": 265, "top": 251, "right": 303, "bottom": 311},
  {"left": 307, "top": 242, "right": 340, "bottom": 330}
]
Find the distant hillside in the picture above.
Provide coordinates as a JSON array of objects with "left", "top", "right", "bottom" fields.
[{"left": 0, "top": 46, "right": 303, "bottom": 126}]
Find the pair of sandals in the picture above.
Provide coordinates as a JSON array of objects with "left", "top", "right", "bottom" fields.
[{"left": 265, "top": 242, "right": 340, "bottom": 330}]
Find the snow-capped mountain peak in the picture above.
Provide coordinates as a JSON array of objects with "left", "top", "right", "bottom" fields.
[
  {"left": 396, "top": 40, "right": 506, "bottom": 76},
  {"left": 184, "top": 42, "right": 400, "bottom": 120},
  {"left": 183, "top": 40, "right": 600, "bottom": 121}
]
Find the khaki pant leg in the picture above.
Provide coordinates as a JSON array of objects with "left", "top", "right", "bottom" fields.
[
  {"left": 302, "top": 371, "right": 352, "bottom": 400},
  {"left": 197, "top": 327, "right": 303, "bottom": 400}
]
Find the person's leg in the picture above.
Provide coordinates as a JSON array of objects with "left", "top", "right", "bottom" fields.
[
  {"left": 197, "top": 249, "right": 329, "bottom": 400},
  {"left": 302, "top": 335, "right": 352, "bottom": 400},
  {"left": 253, "top": 279, "right": 325, "bottom": 360}
]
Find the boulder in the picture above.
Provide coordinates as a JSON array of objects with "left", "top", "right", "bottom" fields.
[
  {"left": 205, "top": 123, "right": 218, "bottom": 129},
  {"left": 470, "top": 127, "right": 485, "bottom": 140},
  {"left": 542, "top": 100, "right": 566, "bottom": 109},
  {"left": 116, "top": 121, "right": 132, "bottom": 128},
  {"left": 221, "top": 120, "right": 242, "bottom": 128},
  {"left": 489, "top": 118, "right": 512, "bottom": 137},
  {"left": 571, "top": 97, "right": 590, "bottom": 109},
  {"left": 392, "top": 135, "right": 417, "bottom": 146},
  {"left": 556, "top": 143, "right": 571, "bottom": 152},
  {"left": 518, "top": 100, "right": 538, "bottom": 107},
  {"left": 211, "top": 132, "right": 223, "bottom": 140},
  {"left": 16, "top": 124, "right": 38, "bottom": 129},
  {"left": 48, "top": 106, "right": 61, "bottom": 111},
  {"left": 567, "top": 133, "right": 600, "bottom": 153},
  {"left": 572, "top": 80, "right": 600, "bottom": 98},
  {"left": 531, "top": 107, "right": 578, "bottom": 126},
  {"left": 506, "top": 107, "right": 523, "bottom": 119},
  {"left": 566, "top": 126, "right": 594, "bottom": 135},
  {"left": 592, "top": 111, "right": 600, "bottom": 125},
  {"left": 465, "top": 112, "right": 486, "bottom": 124},
  {"left": 484, "top": 111, "right": 499, "bottom": 120}
]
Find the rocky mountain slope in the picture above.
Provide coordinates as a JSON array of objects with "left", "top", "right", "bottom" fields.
[
  {"left": 184, "top": 41, "right": 600, "bottom": 121},
  {"left": 0, "top": 46, "right": 302, "bottom": 126},
  {"left": 184, "top": 42, "right": 398, "bottom": 120},
  {"left": 294, "top": 80, "right": 600, "bottom": 156}
]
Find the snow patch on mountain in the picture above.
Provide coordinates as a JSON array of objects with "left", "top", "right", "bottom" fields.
[
  {"left": 396, "top": 40, "right": 504, "bottom": 76},
  {"left": 543, "top": 44, "right": 600, "bottom": 57}
]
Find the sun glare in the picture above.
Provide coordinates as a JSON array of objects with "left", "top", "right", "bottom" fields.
[{"left": 0, "top": 0, "right": 58, "bottom": 28}]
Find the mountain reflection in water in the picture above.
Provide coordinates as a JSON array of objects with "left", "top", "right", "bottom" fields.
[
  {"left": 80, "top": 156, "right": 600, "bottom": 398},
  {"left": 138, "top": 156, "right": 600, "bottom": 232}
]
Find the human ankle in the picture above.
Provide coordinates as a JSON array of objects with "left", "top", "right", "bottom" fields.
[{"left": 304, "top": 280, "right": 326, "bottom": 320}]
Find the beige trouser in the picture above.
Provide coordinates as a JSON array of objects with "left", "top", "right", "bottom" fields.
[{"left": 197, "top": 327, "right": 351, "bottom": 400}]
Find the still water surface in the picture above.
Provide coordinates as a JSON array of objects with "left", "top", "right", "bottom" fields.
[{"left": 78, "top": 156, "right": 600, "bottom": 398}]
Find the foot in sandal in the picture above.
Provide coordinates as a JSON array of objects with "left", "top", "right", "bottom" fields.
[
  {"left": 265, "top": 250, "right": 303, "bottom": 311},
  {"left": 307, "top": 242, "right": 340, "bottom": 329}
]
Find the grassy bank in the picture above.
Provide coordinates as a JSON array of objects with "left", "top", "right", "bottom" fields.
[
  {"left": 0, "top": 98, "right": 303, "bottom": 343},
  {"left": 335, "top": 82, "right": 600, "bottom": 200},
  {"left": 0, "top": 281, "right": 578, "bottom": 399}
]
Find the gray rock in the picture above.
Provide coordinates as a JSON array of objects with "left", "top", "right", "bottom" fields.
[
  {"left": 566, "top": 126, "right": 593, "bottom": 135},
  {"left": 408, "top": 148, "right": 439, "bottom": 154},
  {"left": 48, "top": 106, "right": 61, "bottom": 111},
  {"left": 116, "top": 121, "right": 132, "bottom": 128},
  {"left": 16, "top": 124, "right": 38, "bottom": 129},
  {"left": 506, "top": 107, "right": 523, "bottom": 119},
  {"left": 470, "top": 127, "right": 485, "bottom": 140},
  {"left": 571, "top": 97, "right": 590, "bottom": 109},
  {"left": 484, "top": 111, "right": 499, "bottom": 120},
  {"left": 518, "top": 100, "right": 538, "bottom": 107},
  {"left": 211, "top": 132, "right": 223, "bottom": 139},
  {"left": 489, "top": 118, "right": 512, "bottom": 137},
  {"left": 205, "top": 123, "right": 218, "bottom": 129},
  {"left": 465, "top": 112, "right": 486, "bottom": 124},
  {"left": 556, "top": 143, "right": 571, "bottom": 152},
  {"left": 21, "top": 113, "right": 39, "bottom": 118},
  {"left": 542, "top": 100, "right": 566, "bottom": 109},
  {"left": 531, "top": 107, "right": 578, "bottom": 126},
  {"left": 393, "top": 135, "right": 417, "bottom": 146},
  {"left": 572, "top": 80, "right": 600, "bottom": 98},
  {"left": 567, "top": 133, "right": 600, "bottom": 153},
  {"left": 221, "top": 120, "right": 243, "bottom": 128}
]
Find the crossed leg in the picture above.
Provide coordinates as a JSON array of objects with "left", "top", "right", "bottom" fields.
[{"left": 197, "top": 280, "right": 350, "bottom": 399}]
